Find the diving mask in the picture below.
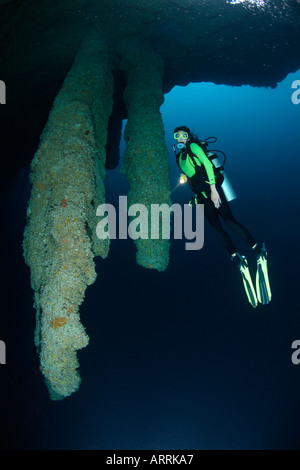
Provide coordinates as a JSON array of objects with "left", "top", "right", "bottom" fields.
[{"left": 174, "top": 132, "right": 189, "bottom": 140}]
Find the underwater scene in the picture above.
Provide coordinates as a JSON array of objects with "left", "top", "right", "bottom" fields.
[{"left": 0, "top": 0, "right": 300, "bottom": 451}]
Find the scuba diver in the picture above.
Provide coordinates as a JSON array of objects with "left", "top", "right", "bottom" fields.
[{"left": 173, "top": 125, "right": 271, "bottom": 308}]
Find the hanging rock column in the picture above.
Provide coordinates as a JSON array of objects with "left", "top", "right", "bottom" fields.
[
  {"left": 23, "top": 38, "right": 114, "bottom": 400},
  {"left": 119, "top": 40, "right": 171, "bottom": 272}
]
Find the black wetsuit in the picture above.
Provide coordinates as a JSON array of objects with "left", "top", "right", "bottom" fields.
[{"left": 177, "top": 141, "right": 256, "bottom": 255}]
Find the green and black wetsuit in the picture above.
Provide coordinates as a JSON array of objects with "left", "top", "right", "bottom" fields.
[{"left": 177, "top": 142, "right": 256, "bottom": 255}]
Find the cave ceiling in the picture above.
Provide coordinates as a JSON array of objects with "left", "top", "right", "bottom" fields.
[{"left": 0, "top": 0, "right": 299, "bottom": 178}]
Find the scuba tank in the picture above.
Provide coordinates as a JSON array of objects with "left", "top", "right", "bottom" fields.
[{"left": 206, "top": 151, "right": 237, "bottom": 202}]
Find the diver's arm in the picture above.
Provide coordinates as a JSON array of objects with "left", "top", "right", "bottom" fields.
[
  {"left": 210, "top": 184, "right": 221, "bottom": 209},
  {"left": 190, "top": 143, "right": 221, "bottom": 208},
  {"left": 190, "top": 143, "right": 215, "bottom": 184}
]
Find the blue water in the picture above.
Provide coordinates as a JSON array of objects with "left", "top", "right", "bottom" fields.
[{"left": 1, "top": 71, "right": 300, "bottom": 449}]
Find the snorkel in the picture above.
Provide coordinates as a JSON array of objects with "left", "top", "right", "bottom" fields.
[
  {"left": 172, "top": 142, "right": 185, "bottom": 156},
  {"left": 172, "top": 128, "right": 190, "bottom": 192},
  {"left": 172, "top": 128, "right": 189, "bottom": 155}
]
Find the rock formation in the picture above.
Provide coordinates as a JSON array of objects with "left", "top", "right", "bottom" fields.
[
  {"left": 23, "top": 38, "right": 114, "bottom": 399},
  {"left": 23, "top": 35, "right": 171, "bottom": 398}
]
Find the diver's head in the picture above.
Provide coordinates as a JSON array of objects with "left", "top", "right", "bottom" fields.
[{"left": 174, "top": 126, "right": 190, "bottom": 146}]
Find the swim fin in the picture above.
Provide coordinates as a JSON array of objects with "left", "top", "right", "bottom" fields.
[
  {"left": 256, "top": 243, "right": 272, "bottom": 304},
  {"left": 236, "top": 253, "right": 258, "bottom": 308}
]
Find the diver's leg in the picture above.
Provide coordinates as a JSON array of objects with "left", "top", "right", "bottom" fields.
[
  {"left": 198, "top": 192, "right": 236, "bottom": 255},
  {"left": 208, "top": 187, "right": 259, "bottom": 307},
  {"left": 217, "top": 186, "right": 257, "bottom": 248},
  {"left": 199, "top": 192, "right": 257, "bottom": 306}
]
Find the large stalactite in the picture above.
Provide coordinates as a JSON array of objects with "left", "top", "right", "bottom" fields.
[
  {"left": 23, "top": 38, "right": 114, "bottom": 400},
  {"left": 119, "top": 40, "right": 171, "bottom": 271}
]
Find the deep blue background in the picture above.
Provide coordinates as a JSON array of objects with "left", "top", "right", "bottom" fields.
[{"left": 0, "top": 70, "right": 300, "bottom": 450}]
